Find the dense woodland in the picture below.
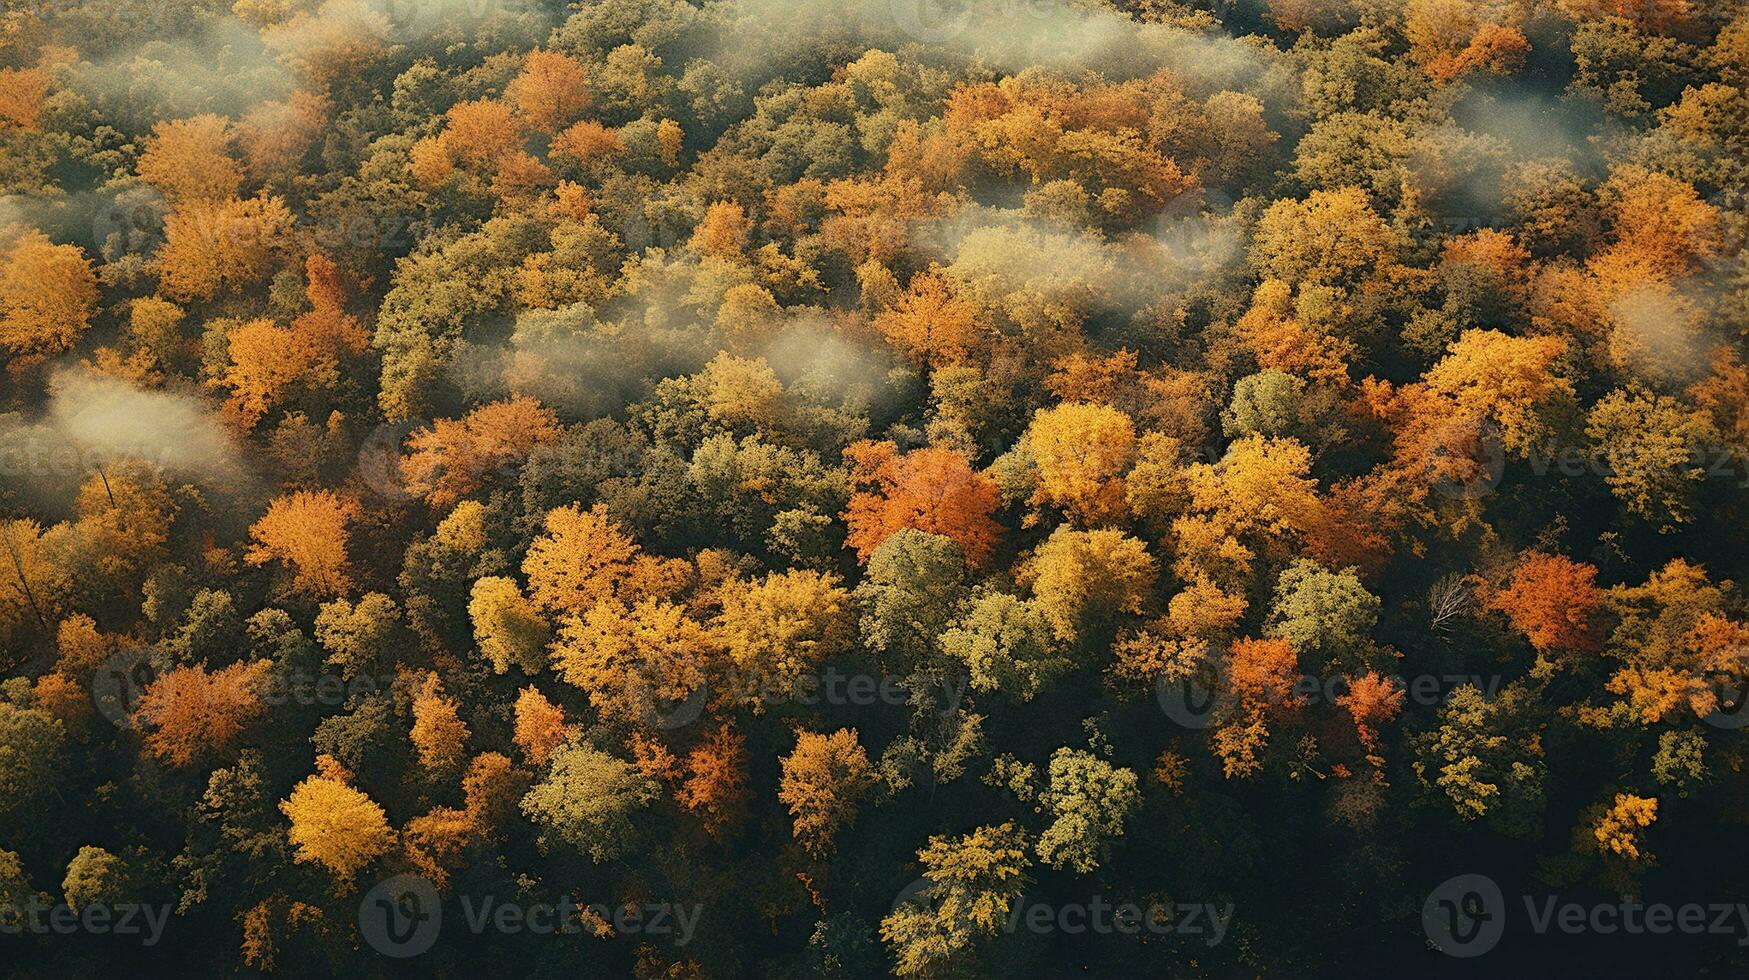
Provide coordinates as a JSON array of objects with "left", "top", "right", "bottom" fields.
[{"left": 0, "top": 0, "right": 1747, "bottom": 975}]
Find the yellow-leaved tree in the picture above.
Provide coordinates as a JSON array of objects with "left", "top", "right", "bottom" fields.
[{"left": 279, "top": 760, "right": 395, "bottom": 887}]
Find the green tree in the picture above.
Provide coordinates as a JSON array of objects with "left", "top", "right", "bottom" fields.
[
  {"left": 1035, "top": 748, "right": 1140, "bottom": 873},
  {"left": 520, "top": 741, "right": 659, "bottom": 862}
]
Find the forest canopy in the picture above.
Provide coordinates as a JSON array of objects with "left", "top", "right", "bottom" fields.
[{"left": 0, "top": 0, "right": 1747, "bottom": 975}]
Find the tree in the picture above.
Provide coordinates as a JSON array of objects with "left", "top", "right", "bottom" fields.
[
  {"left": 674, "top": 723, "right": 748, "bottom": 836},
  {"left": 62, "top": 846, "right": 129, "bottom": 912},
  {"left": 1592, "top": 793, "right": 1658, "bottom": 862},
  {"left": 0, "top": 231, "right": 98, "bottom": 357},
  {"left": 245, "top": 491, "right": 359, "bottom": 598},
  {"left": 872, "top": 272, "right": 983, "bottom": 367},
  {"left": 279, "top": 767, "right": 395, "bottom": 884},
  {"left": 1411, "top": 683, "right": 1546, "bottom": 833},
  {"left": 1013, "top": 403, "right": 1137, "bottom": 526},
  {"left": 1211, "top": 637, "right": 1304, "bottom": 779},
  {"left": 844, "top": 441, "right": 1001, "bottom": 567},
  {"left": 507, "top": 50, "right": 592, "bottom": 133},
  {"left": 1172, "top": 435, "right": 1323, "bottom": 588},
  {"left": 0, "top": 519, "right": 67, "bottom": 633},
  {"left": 513, "top": 686, "right": 573, "bottom": 767},
  {"left": 716, "top": 569, "right": 854, "bottom": 700},
  {"left": 410, "top": 672, "right": 471, "bottom": 773},
  {"left": 1483, "top": 551, "right": 1602, "bottom": 654},
  {"left": 136, "top": 115, "right": 243, "bottom": 204},
  {"left": 1599, "top": 560, "right": 1749, "bottom": 725},
  {"left": 0, "top": 66, "right": 47, "bottom": 130},
  {"left": 1252, "top": 186, "right": 1402, "bottom": 293},
  {"left": 468, "top": 577, "right": 551, "bottom": 675},
  {"left": 778, "top": 728, "right": 876, "bottom": 857},
  {"left": 1383, "top": 329, "right": 1574, "bottom": 491},
  {"left": 1585, "top": 387, "right": 1720, "bottom": 529},
  {"left": 0, "top": 848, "right": 46, "bottom": 925},
  {"left": 1223, "top": 370, "right": 1308, "bottom": 439},
  {"left": 550, "top": 598, "right": 715, "bottom": 726},
  {"left": 134, "top": 661, "right": 270, "bottom": 767},
  {"left": 216, "top": 317, "right": 329, "bottom": 429},
  {"left": 520, "top": 741, "right": 658, "bottom": 861},
  {"left": 522, "top": 504, "right": 686, "bottom": 615},
  {"left": 1025, "top": 527, "right": 1157, "bottom": 644},
  {"left": 881, "top": 822, "right": 1033, "bottom": 976},
  {"left": 401, "top": 397, "right": 562, "bottom": 509},
  {"left": 1405, "top": 0, "right": 1529, "bottom": 83},
  {"left": 1338, "top": 671, "right": 1406, "bottom": 758},
  {"left": 939, "top": 592, "right": 1066, "bottom": 701},
  {"left": 1035, "top": 748, "right": 1139, "bottom": 873},
  {"left": 691, "top": 201, "right": 752, "bottom": 260},
  {"left": 314, "top": 593, "right": 406, "bottom": 678},
  {"left": 1265, "top": 559, "right": 1382, "bottom": 674},
  {"left": 551, "top": 119, "right": 625, "bottom": 165},
  {"left": 157, "top": 196, "right": 294, "bottom": 301},
  {"left": 0, "top": 703, "right": 64, "bottom": 818},
  {"left": 855, "top": 530, "right": 968, "bottom": 669}
]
